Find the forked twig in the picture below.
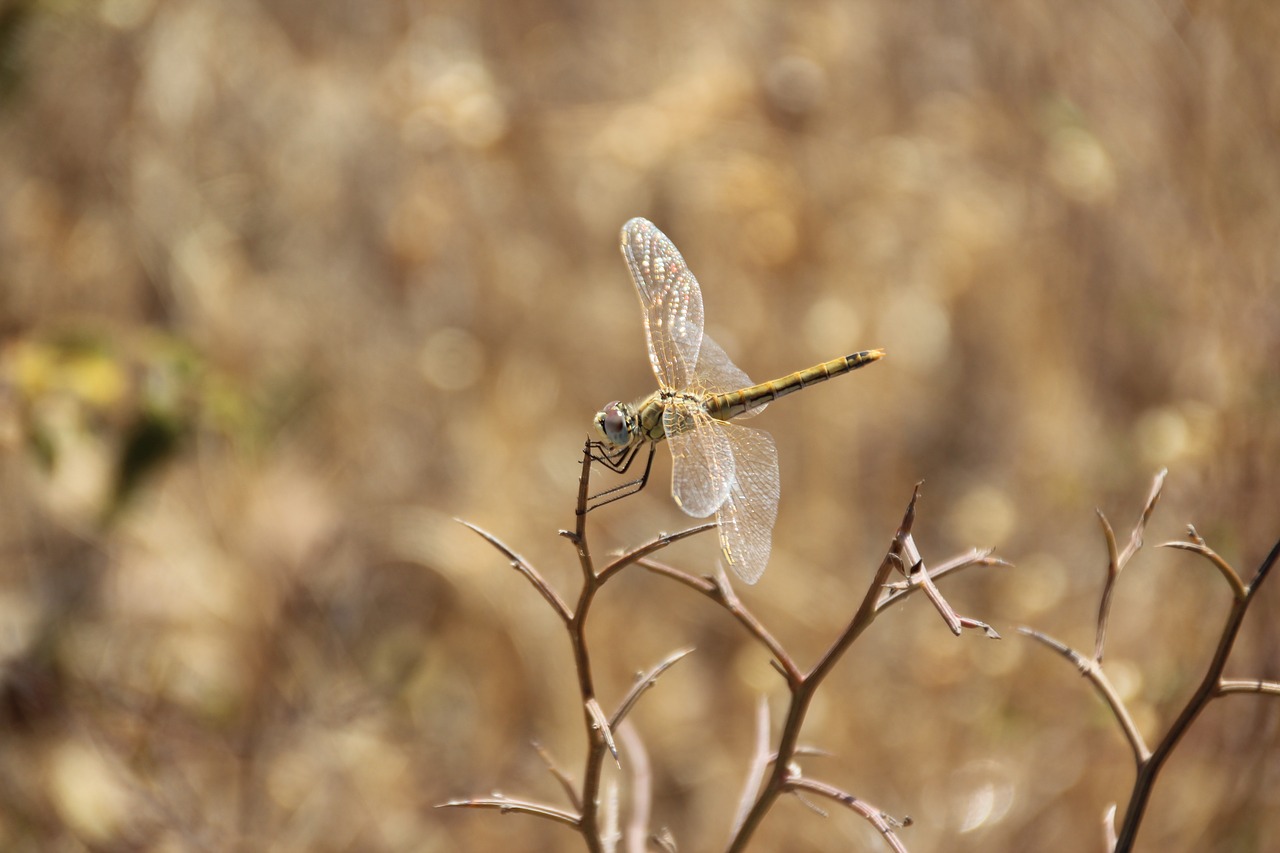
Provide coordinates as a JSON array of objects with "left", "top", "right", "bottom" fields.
[
  {"left": 1016, "top": 627, "right": 1150, "bottom": 763},
  {"left": 1021, "top": 470, "right": 1280, "bottom": 852},
  {"left": 727, "top": 484, "right": 1001, "bottom": 852},
  {"left": 450, "top": 448, "right": 1004, "bottom": 852},
  {"left": 445, "top": 443, "right": 731, "bottom": 852},
  {"left": 888, "top": 534, "right": 1002, "bottom": 638},
  {"left": 1111, "top": 533, "right": 1280, "bottom": 851},
  {"left": 879, "top": 548, "right": 1010, "bottom": 611},
  {"left": 1095, "top": 468, "right": 1166, "bottom": 662}
]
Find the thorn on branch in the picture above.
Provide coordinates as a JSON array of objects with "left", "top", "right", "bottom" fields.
[
  {"left": 609, "top": 647, "right": 695, "bottom": 729},
  {"left": 587, "top": 698, "right": 620, "bottom": 767},
  {"left": 435, "top": 795, "right": 582, "bottom": 828},
  {"left": 532, "top": 740, "right": 580, "bottom": 811}
]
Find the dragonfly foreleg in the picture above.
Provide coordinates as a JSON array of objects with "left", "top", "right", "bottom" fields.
[
  {"left": 585, "top": 442, "right": 656, "bottom": 512},
  {"left": 589, "top": 439, "right": 641, "bottom": 474}
]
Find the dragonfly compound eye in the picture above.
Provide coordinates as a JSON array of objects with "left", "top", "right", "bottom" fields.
[{"left": 601, "top": 403, "right": 629, "bottom": 445}]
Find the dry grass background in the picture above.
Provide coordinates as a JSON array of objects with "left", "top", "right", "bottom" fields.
[{"left": 1, "top": 1, "right": 1278, "bottom": 851}]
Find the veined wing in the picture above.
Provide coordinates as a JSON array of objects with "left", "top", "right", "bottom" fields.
[
  {"left": 694, "top": 334, "right": 767, "bottom": 420},
  {"left": 621, "top": 218, "right": 704, "bottom": 392},
  {"left": 664, "top": 402, "right": 734, "bottom": 518},
  {"left": 714, "top": 422, "right": 779, "bottom": 584}
]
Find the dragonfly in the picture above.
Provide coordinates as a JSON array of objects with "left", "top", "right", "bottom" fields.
[{"left": 589, "top": 217, "right": 884, "bottom": 584}]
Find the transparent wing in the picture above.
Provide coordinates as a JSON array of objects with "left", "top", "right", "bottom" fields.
[
  {"left": 622, "top": 218, "right": 704, "bottom": 392},
  {"left": 695, "top": 334, "right": 767, "bottom": 419},
  {"left": 714, "top": 422, "right": 780, "bottom": 584},
  {"left": 665, "top": 402, "right": 734, "bottom": 519}
]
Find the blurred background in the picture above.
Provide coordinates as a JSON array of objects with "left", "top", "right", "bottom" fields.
[{"left": 1, "top": 0, "right": 1278, "bottom": 850}]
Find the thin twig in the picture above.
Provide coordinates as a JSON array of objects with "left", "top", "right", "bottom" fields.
[
  {"left": 597, "top": 523, "right": 718, "bottom": 583},
  {"left": 1017, "top": 627, "right": 1150, "bottom": 763},
  {"left": 786, "top": 778, "right": 911, "bottom": 853},
  {"left": 567, "top": 441, "right": 608, "bottom": 852},
  {"left": 1113, "top": 536, "right": 1280, "bottom": 850},
  {"left": 601, "top": 780, "right": 618, "bottom": 853},
  {"left": 1120, "top": 469, "right": 1166, "bottom": 567},
  {"left": 900, "top": 535, "right": 963, "bottom": 636},
  {"left": 588, "top": 698, "right": 619, "bottom": 768},
  {"left": 437, "top": 797, "right": 581, "bottom": 829},
  {"left": 609, "top": 648, "right": 695, "bottom": 729},
  {"left": 809, "top": 486, "right": 922, "bottom": 685},
  {"left": 877, "top": 549, "right": 1009, "bottom": 611},
  {"left": 1158, "top": 540, "right": 1247, "bottom": 600},
  {"left": 1023, "top": 472, "right": 1278, "bottom": 853},
  {"left": 1093, "top": 508, "right": 1122, "bottom": 662},
  {"left": 730, "top": 697, "right": 772, "bottom": 838},
  {"left": 1245, "top": 536, "right": 1280, "bottom": 591},
  {"left": 456, "top": 444, "right": 1006, "bottom": 851},
  {"left": 890, "top": 539, "right": 1002, "bottom": 638},
  {"left": 728, "top": 485, "right": 921, "bottom": 853},
  {"left": 792, "top": 789, "right": 830, "bottom": 817},
  {"left": 634, "top": 557, "right": 802, "bottom": 685},
  {"left": 533, "top": 741, "right": 581, "bottom": 811},
  {"left": 1094, "top": 469, "right": 1166, "bottom": 662},
  {"left": 458, "top": 520, "right": 571, "bottom": 622},
  {"left": 1216, "top": 679, "right": 1280, "bottom": 696},
  {"left": 616, "top": 722, "right": 652, "bottom": 853},
  {"left": 567, "top": 439, "right": 598, "bottom": 581}
]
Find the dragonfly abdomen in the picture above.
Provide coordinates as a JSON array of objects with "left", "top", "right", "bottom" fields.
[{"left": 705, "top": 348, "right": 885, "bottom": 420}]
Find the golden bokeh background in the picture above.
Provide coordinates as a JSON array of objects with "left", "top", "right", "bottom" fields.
[{"left": 1, "top": 1, "right": 1278, "bottom": 850}]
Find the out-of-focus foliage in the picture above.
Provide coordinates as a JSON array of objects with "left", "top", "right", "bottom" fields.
[{"left": 0, "top": 1, "right": 1277, "bottom": 850}]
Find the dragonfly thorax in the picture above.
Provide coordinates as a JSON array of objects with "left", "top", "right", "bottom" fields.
[{"left": 593, "top": 392, "right": 675, "bottom": 449}]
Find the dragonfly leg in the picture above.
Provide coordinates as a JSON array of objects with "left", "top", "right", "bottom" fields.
[
  {"left": 589, "top": 440, "right": 640, "bottom": 474},
  {"left": 585, "top": 442, "right": 656, "bottom": 512}
]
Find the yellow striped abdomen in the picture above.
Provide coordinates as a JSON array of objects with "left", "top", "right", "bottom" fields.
[{"left": 704, "top": 348, "right": 884, "bottom": 421}]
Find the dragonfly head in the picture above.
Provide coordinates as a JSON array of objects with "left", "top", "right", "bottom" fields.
[{"left": 593, "top": 401, "right": 634, "bottom": 448}]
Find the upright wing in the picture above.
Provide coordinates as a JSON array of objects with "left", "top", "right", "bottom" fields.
[
  {"left": 694, "top": 334, "right": 767, "bottom": 419},
  {"left": 714, "top": 422, "right": 780, "bottom": 584},
  {"left": 621, "top": 218, "right": 704, "bottom": 392}
]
